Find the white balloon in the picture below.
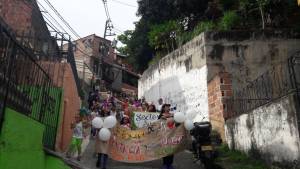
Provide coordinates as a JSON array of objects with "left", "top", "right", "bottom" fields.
[
  {"left": 98, "top": 128, "right": 111, "bottom": 141},
  {"left": 103, "top": 116, "right": 117, "bottom": 128},
  {"left": 174, "top": 112, "right": 186, "bottom": 123},
  {"left": 92, "top": 117, "right": 103, "bottom": 129},
  {"left": 186, "top": 110, "right": 197, "bottom": 120},
  {"left": 184, "top": 120, "right": 194, "bottom": 130}
]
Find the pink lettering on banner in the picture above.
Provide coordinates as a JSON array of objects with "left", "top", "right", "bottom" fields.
[
  {"left": 109, "top": 121, "right": 189, "bottom": 163},
  {"left": 161, "top": 135, "right": 184, "bottom": 146},
  {"left": 111, "top": 139, "right": 142, "bottom": 155}
]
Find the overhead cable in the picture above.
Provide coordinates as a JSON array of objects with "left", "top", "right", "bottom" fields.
[{"left": 111, "top": 0, "right": 137, "bottom": 8}]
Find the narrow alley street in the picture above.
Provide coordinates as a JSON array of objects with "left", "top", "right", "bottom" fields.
[{"left": 1, "top": 1, "right": 300, "bottom": 169}]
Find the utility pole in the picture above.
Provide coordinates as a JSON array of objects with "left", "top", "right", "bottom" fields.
[
  {"left": 82, "top": 60, "right": 86, "bottom": 89},
  {"left": 104, "top": 20, "right": 109, "bottom": 39},
  {"left": 99, "top": 0, "right": 116, "bottom": 93},
  {"left": 104, "top": 19, "right": 115, "bottom": 39}
]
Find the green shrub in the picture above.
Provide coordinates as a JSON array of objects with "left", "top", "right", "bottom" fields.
[
  {"left": 177, "top": 21, "right": 215, "bottom": 46},
  {"left": 148, "top": 54, "right": 163, "bottom": 66},
  {"left": 148, "top": 20, "right": 180, "bottom": 50},
  {"left": 216, "top": 144, "right": 269, "bottom": 169},
  {"left": 219, "top": 11, "right": 240, "bottom": 31},
  {"left": 177, "top": 31, "right": 193, "bottom": 46},
  {"left": 192, "top": 21, "right": 215, "bottom": 36}
]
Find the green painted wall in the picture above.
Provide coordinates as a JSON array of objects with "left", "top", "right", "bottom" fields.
[{"left": 0, "top": 108, "right": 70, "bottom": 169}]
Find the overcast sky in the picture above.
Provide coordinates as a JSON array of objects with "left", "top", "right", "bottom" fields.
[{"left": 37, "top": 0, "right": 139, "bottom": 41}]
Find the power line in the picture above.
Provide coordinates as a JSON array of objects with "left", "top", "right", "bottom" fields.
[
  {"left": 113, "top": 25, "right": 125, "bottom": 33},
  {"left": 102, "top": 0, "right": 111, "bottom": 20},
  {"left": 36, "top": 0, "right": 95, "bottom": 58},
  {"left": 113, "top": 28, "right": 123, "bottom": 34},
  {"left": 42, "top": 0, "right": 81, "bottom": 39},
  {"left": 21, "top": 0, "right": 94, "bottom": 61},
  {"left": 111, "top": 0, "right": 137, "bottom": 8},
  {"left": 37, "top": 1, "right": 69, "bottom": 34}
]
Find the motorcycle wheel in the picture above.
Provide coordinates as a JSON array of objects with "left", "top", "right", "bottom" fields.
[{"left": 201, "top": 158, "right": 214, "bottom": 169}]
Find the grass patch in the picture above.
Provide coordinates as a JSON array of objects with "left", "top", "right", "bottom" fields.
[{"left": 216, "top": 144, "right": 269, "bottom": 169}]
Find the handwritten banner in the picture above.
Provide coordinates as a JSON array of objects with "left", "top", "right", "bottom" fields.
[
  {"left": 131, "top": 112, "right": 160, "bottom": 129},
  {"left": 108, "top": 120, "right": 190, "bottom": 163}
]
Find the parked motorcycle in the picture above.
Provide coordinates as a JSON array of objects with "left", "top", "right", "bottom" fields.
[{"left": 190, "top": 121, "right": 218, "bottom": 169}]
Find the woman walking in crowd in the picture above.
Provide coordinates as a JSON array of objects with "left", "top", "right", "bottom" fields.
[
  {"left": 158, "top": 104, "right": 176, "bottom": 169},
  {"left": 148, "top": 103, "right": 157, "bottom": 112}
]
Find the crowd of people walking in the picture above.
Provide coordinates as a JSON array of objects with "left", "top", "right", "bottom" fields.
[{"left": 66, "top": 89, "right": 176, "bottom": 169}]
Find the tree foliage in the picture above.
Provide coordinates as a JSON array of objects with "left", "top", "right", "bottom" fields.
[
  {"left": 118, "top": 0, "right": 300, "bottom": 72},
  {"left": 219, "top": 11, "right": 241, "bottom": 31},
  {"left": 148, "top": 20, "right": 180, "bottom": 53}
]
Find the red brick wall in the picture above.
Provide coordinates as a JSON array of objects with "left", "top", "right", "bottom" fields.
[
  {"left": 56, "top": 63, "right": 81, "bottom": 152},
  {"left": 0, "top": 0, "right": 33, "bottom": 34},
  {"left": 0, "top": 0, "right": 52, "bottom": 54},
  {"left": 208, "top": 72, "right": 232, "bottom": 141},
  {"left": 39, "top": 62, "right": 81, "bottom": 152}
]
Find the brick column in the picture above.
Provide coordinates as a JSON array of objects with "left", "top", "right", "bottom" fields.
[{"left": 208, "top": 72, "right": 232, "bottom": 141}]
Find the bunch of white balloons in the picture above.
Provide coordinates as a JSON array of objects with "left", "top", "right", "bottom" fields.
[
  {"left": 92, "top": 115, "right": 117, "bottom": 141},
  {"left": 173, "top": 110, "right": 197, "bottom": 131}
]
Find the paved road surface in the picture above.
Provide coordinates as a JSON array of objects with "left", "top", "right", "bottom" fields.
[{"left": 78, "top": 138, "right": 203, "bottom": 169}]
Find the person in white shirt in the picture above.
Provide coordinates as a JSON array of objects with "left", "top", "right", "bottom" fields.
[
  {"left": 157, "top": 98, "right": 163, "bottom": 112},
  {"left": 66, "top": 115, "right": 86, "bottom": 161}
]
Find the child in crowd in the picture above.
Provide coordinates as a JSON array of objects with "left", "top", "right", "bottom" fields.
[
  {"left": 66, "top": 114, "right": 87, "bottom": 161},
  {"left": 120, "top": 114, "right": 131, "bottom": 129}
]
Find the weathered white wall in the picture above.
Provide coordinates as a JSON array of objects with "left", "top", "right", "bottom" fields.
[
  {"left": 205, "top": 31, "right": 300, "bottom": 89},
  {"left": 139, "top": 34, "right": 208, "bottom": 122},
  {"left": 225, "top": 94, "right": 300, "bottom": 166}
]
